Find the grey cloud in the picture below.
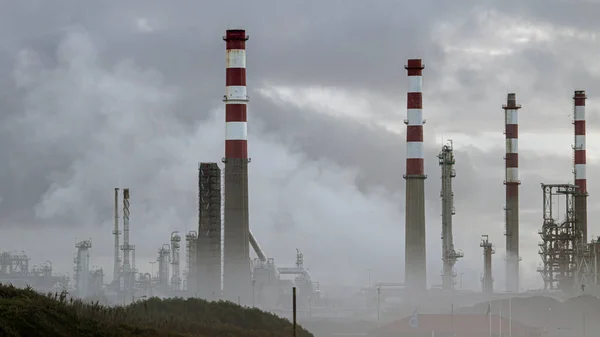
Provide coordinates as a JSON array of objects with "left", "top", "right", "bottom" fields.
[{"left": 0, "top": 0, "right": 596, "bottom": 291}]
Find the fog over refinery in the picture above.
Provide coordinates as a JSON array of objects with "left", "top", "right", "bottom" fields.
[{"left": 2, "top": 1, "right": 600, "bottom": 336}]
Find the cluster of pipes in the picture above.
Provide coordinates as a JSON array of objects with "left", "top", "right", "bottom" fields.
[{"left": 111, "top": 188, "right": 137, "bottom": 299}]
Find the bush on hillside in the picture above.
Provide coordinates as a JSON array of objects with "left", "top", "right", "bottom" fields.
[{"left": 0, "top": 284, "right": 313, "bottom": 337}]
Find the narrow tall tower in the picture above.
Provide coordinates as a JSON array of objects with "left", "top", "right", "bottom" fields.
[
  {"left": 573, "top": 90, "right": 587, "bottom": 244},
  {"left": 113, "top": 188, "right": 121, "bottom": 284},
  {"left": 503, "top": 93, "right": 521, "bottom": 293},
  {"left": 438, "top": 141, "right": 463, "bottom": 290},
  {"left": 404, "top": 59, "right": 427, "bottom": 292},
  {"left": 480, "top": 235, "right": 495, "bottom": 294},
  {"left": 222, "top": 29, "right": 251, "bottom": 303},
  {"left": 121, "top": 188, "right": 134, "bottom": 294}
]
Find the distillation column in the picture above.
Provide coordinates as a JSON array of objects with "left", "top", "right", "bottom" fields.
[
  {"left": 574, "top": 90, "right": 587, "bottom": 244},
  {"left": 74, "top": 239, "right": 92, "bottom": 298},
  {"left": 171, "top": 231, "right": 181, "bottom": 291},
  {"left": 438, "top": 141, "right": 463, "bottom": 290},
  {"left": 222, "top": 29, "right": 252, "bottom": 303},
  {"left": 113, "top": 188, "right": 121, "bottom": 284},
  {"left": 481, "top": 235, "right": 495, "bottom": 294},
  {"left": 198, "top": 163, "right": 222, "bottom": 300},
  {"left": 185, "top": 231, "right": 198, "bottom": 295},
  {"left": 404, "top": 59, "right": 427, "bottom": 292},
  {"left": 503, "top": 93, "right": 521, "bottom": 293},
  {"left": 157, "top": 244, "right": 171, "bottom": 292}
]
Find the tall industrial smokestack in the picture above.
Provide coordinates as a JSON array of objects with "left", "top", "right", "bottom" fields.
[
  {"left": 574, "top": 90, "right": 587, "bottom": 245},
  {"left": 404, "top": 59, "right": 427, "bottom": 293},
  {"left": 222, "top": 29, "right": 251, "bottom": 303},
  {"left": 503, "top": 93, "right": 521, "bottom": 293},
  {"left": 113, "top": 188, "right": 121, "bottom": 283}
]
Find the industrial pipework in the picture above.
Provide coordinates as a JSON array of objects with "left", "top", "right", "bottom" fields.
[
  {"left": 480, "top": 235, "right": 494, "bottom": 294},
  {"left": 249, "top": 230, "right": 267, "bottom": 263},
  {"left": 503, "top": 93, "right": 521, "bottom": 293},
  {"left": 438, "top": 141, "right": 463, "bottom": 290},
  {"left": 222, "top": 29, "right": 252, "bottom": 304},
  {"left": 404, "top": 58, "right": 427, "bottom": 293}
]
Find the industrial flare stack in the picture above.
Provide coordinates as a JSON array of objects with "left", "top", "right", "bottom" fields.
[
  {"left": 222, "top": 29, "right": 252, "bottom": 303},
  {"left": 573, "top": 90, "right": 588, "bottom": 245},
  {"left": 404, "top": 59, "right": 427, "bottom": 292},
  {"left": 503, "top": 93, "right": 521, "bottom": 293}
]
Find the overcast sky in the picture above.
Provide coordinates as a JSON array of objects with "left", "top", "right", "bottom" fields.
[{"left": 0, "top": 0, "right": 598, "bottom": 292}]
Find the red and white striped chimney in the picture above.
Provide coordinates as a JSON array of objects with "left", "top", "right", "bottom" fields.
[
  {"left": 404, "top": 59, "right": 427, "bottom": 292},
  {"left": 405, "top": 59, "right": 425, "bottom": 176},
  {"left": 574, "top": 90, "right": 587, "bottom": 243},
  {"left": 503, "top": 93, "right": 521, "bottom": 293},
  {"left": 224, "top": 30, "right": 249, "bottom": 159}
]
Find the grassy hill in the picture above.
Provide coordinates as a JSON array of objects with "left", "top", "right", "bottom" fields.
[{"left": 0, "top": 284, "right": 314, "bottom": 337}]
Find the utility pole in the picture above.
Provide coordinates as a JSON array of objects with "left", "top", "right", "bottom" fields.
[
  {"left": 377, "top": 286, "right": 381, "bottom": 320},
  {"left": 251, "top": 279, "right": 256, "bottom": 307},
  {"left": 293, "top": 287, "right": 297, "bottom": 337}
]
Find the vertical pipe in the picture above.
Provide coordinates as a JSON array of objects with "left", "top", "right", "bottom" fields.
[
  {"left": 113, "top": 188, "right": 120, "bottom": 283},
  {"left": 293, "top": 286, "right": 297, "bottom": 337},
  {"left": 574, "top": 90, "right": 587, "bottom": 244},
  {"left": 503, "top": 93, "right": 521, "bottom": 293},
  {"left": 222, "top": 29, "right": 252, "bottom": 303},
  {"left": 509, "top": 297, "right": 512, "bottom": 337},
  {"left": 404, "top": 59, "right": 427, "bottom": 293}
]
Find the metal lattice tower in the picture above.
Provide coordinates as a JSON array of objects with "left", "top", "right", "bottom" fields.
[
  {"left": 198, "top": 162, "right": 222, "bottom": 300},
  {"left": 480, "top": 235, "right": 495, "bottom": 294},
  {"left": 438, "top": 140, "right": 463, "bottom": 290},
  {"left": 171, "top": 231, "right": 182, "bottom": 291},
  {"left": 538, "top": 184, "right": 579, "bottom": 291}
]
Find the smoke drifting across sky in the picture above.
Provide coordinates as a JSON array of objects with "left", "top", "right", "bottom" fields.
[{"left": 0, "top": 0, "right": 599, "bottom": 291}]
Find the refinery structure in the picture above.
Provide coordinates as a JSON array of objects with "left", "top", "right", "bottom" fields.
[{"left": 3, "top": 28, "right": 600, "bottom": 325}]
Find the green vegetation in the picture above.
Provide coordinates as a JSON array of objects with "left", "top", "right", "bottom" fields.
[{"left": 0, "top": 284, "right": 313, "bottom": 337}]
